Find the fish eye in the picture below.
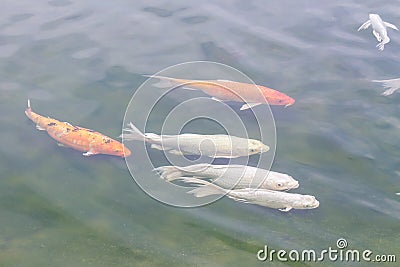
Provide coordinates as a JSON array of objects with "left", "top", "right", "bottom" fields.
[
  {"left": 277, "top": 183, "right": 283, "bottom": 187},
  {"left": 278, "top": 99, "right": 283, "bottom": 103},
  {"left": 114, "top": 149, "right": 120, "bottom": 152}
]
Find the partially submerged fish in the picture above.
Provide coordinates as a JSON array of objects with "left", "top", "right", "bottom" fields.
[
  {"left": 183, "top": 178, "right": 319, "bottom": 212},
  {"left": 145, "top": 75, "right": 295, "bottom": 110},
  {"left": 358, "top": 14, "right": 398, "bottom": 51},
  {"left": 121, "top": 122, "right": 269, "bottom": 158},
  {"left": 25, "top": 99, "right": 131, "bottom": 157},
  {"left": 372, "top": 78, "right": 400, "bottom": 96},
  {"left": 155, "top": 164, "right": 299, "bottom": 191}
]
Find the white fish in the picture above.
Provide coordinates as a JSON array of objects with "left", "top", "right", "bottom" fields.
[
  {"left": 183, "top": 178, "right": 319, "bottom": 212},
  {"left": 372, "top": 78, "right": 400, "bottom": 96},
  {"left": 358, "top": 14, "right": 398, "bottom": 51},
  {"left": 121, "top": 122, "right": 269, "bottom": 158},
  {"left": 155, "top": 164, "right": 299, "bottom": 191}
]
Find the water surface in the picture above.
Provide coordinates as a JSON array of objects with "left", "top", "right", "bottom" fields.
[{"left": 1, "top": 1, "right": 399, "bottom": 266}]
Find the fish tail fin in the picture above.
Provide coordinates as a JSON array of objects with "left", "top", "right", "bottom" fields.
[
  {"left": 154, "top": 166, "right": 185, "bottom": 182},
  {"left": 372, "top": 78, "right": 400, "bottom": 96},
  {"left": 121, "top": 122, "right": 147, "bottom": 141},
  {"left": 143, "top": 75, "right": 179, "bottom": 89},
  {"left": 184, "top": 178, "right": 226, "bottom": 197}
]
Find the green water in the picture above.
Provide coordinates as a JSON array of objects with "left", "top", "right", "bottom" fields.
[{"left": 1, "top": 1, "right": 400, "bottom": 266}]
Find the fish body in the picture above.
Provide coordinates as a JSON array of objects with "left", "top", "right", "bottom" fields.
[
  {"left": 145, "top": 75, "right": 295, "bottom": 110},
  {"left": 25, "top": 100, "right": 131, "bottom": 157},
  {"left": 155, "top": 164, "right": 299, "bottom": 191},
  {"left": 121, "top": 122, "right": 269, "bottom": 158},
  {"left": 183, "top": 178, "right": 319, "bottom": 212},
  {"left": 358, "top": 14, "right": 398, "bottom": 51}
]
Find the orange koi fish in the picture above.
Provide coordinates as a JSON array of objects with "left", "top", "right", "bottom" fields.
[
  {"left": 25, "top": 100, "right": 131, "bottom": 157},
  {"left": 145, "top": 75, "right": 295, "bottom": 110}
]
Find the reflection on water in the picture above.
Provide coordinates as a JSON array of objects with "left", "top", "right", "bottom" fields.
[{"left": 1, "top": 0, "right": 400, "bottom": 266}]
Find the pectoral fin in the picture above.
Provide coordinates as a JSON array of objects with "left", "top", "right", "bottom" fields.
[
  {"left": 150, "top": 144, "right": 165, "bottom": 151},
  {"left": 211, "top": 97, "right": 223, "bottom": 102},
  {"left": 384, "top": 21, "right": 399, "bottom": 30},
  {"left": 182, "top": 86, "right": 198, "bottom": 91},
  {"left": 36, "top": 124, "right": 46, "bottom": 131},
  {"left": 167, "top": 149, "right": 184, "bottom": 156},
  {"left": 358, "top": 20, "right": 371, "bottom": 31},
  {"left": 83, "top": 151, "right": 95, "bottom": 156},
  {"left": 240, "top": 103, "right": 261, "bottom": 110},
  {"left": 278, "top": 206, "right": 293, "bottom": 212}
]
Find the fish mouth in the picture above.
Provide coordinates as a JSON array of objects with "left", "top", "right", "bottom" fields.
[
  {"left": 290, "top": 182, "right": 299, "bottom": 189},
  {"left": 260, "top": 145, "right": 270, "bottom": 153},
  {"left": 284, "top": 182, "right": 299, "bottom": 191},
  {"left": 312, "top": 200, "right": 320, "bottom": 208}
]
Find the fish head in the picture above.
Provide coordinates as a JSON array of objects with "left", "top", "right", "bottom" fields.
[
  {"left": 247, "top": 140, "right": 270, "bottom": 155},
  {"left": 293, "top": 195, "right": 320, "bottom": 210},
  {"left": 369, "top": 14, "right": 380, "bottom": 20},
  {"left": 100, "top": 139, "right": 132, "bottom": 157},
  {"left": 262, "top": 89, "right": 295, "bottom": 107},
  {"left": 264, "top": 173, "right": 299, "bottom": 191}
]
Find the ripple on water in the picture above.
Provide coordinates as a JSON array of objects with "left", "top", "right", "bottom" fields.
[
  {"left": 143, "top": 7, "right": 174, "bottom": 18},
  {"left": 70, "top": 47, "right": 100, "bottom": 59},
  {"left": 181, "top": 16, "right": 208, "bottom": 24},
  {"left": 48, "top": 0, "right": 73, "bottom": 7}
]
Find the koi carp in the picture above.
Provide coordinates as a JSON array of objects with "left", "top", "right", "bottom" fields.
[
  {"left": 145, "top": 75, "right": 295, "bottom": 110},
  {"left": 25, "top": 100, "right": 131, "bottom": 157},
  {"left": 121, "top": 122, "right": 269, "bottom": 158},
  {"left": 155, "top": 164, "right": 299, "bottom": 191},
  {"left": 182, "top": 178, "right": 319, "bottom": 212},
  {"left": 358, "top": 14, "right": 398, "bottom": 51}
]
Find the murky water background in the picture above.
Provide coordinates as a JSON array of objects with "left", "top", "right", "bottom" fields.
[{"left": 1, "top": 1, "right": 400, "bottom": 266}]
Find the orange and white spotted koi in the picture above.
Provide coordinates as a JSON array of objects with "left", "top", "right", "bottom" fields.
[{"left": 25, "top": 99, "right": 131, "bottom": 157}]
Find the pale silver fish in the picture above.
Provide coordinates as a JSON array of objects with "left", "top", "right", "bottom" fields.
[
  {"left": 121, "top": 122, "right": 269, "bottom": 158},
  {"left": 372, "top": 78, "right": 400, "bottom": 96},
  {"left": 358, "top": 14, "right": 398, "bottom": 51},
  {"left": 155, "top": 164, "right": 299, "bottom": 191},
  {"left": 183, "top": 178, "right": 319, "bottom": 212}
]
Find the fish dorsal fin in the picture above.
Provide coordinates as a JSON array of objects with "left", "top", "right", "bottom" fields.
[
  {"left": 143, "top": 75, "right": 177, "bottom": 88},
  {"left": 240, "top": 103, "right": 261, "bottom": 110},
  {"left": 384, "top": 21, "right": 399, "bottom": 30},
  {"left": 216, "top": 79, "right": 234, "bottom": 82},
  {"left": 181, "top": 164, "right": 212, "bottom": 173}
]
